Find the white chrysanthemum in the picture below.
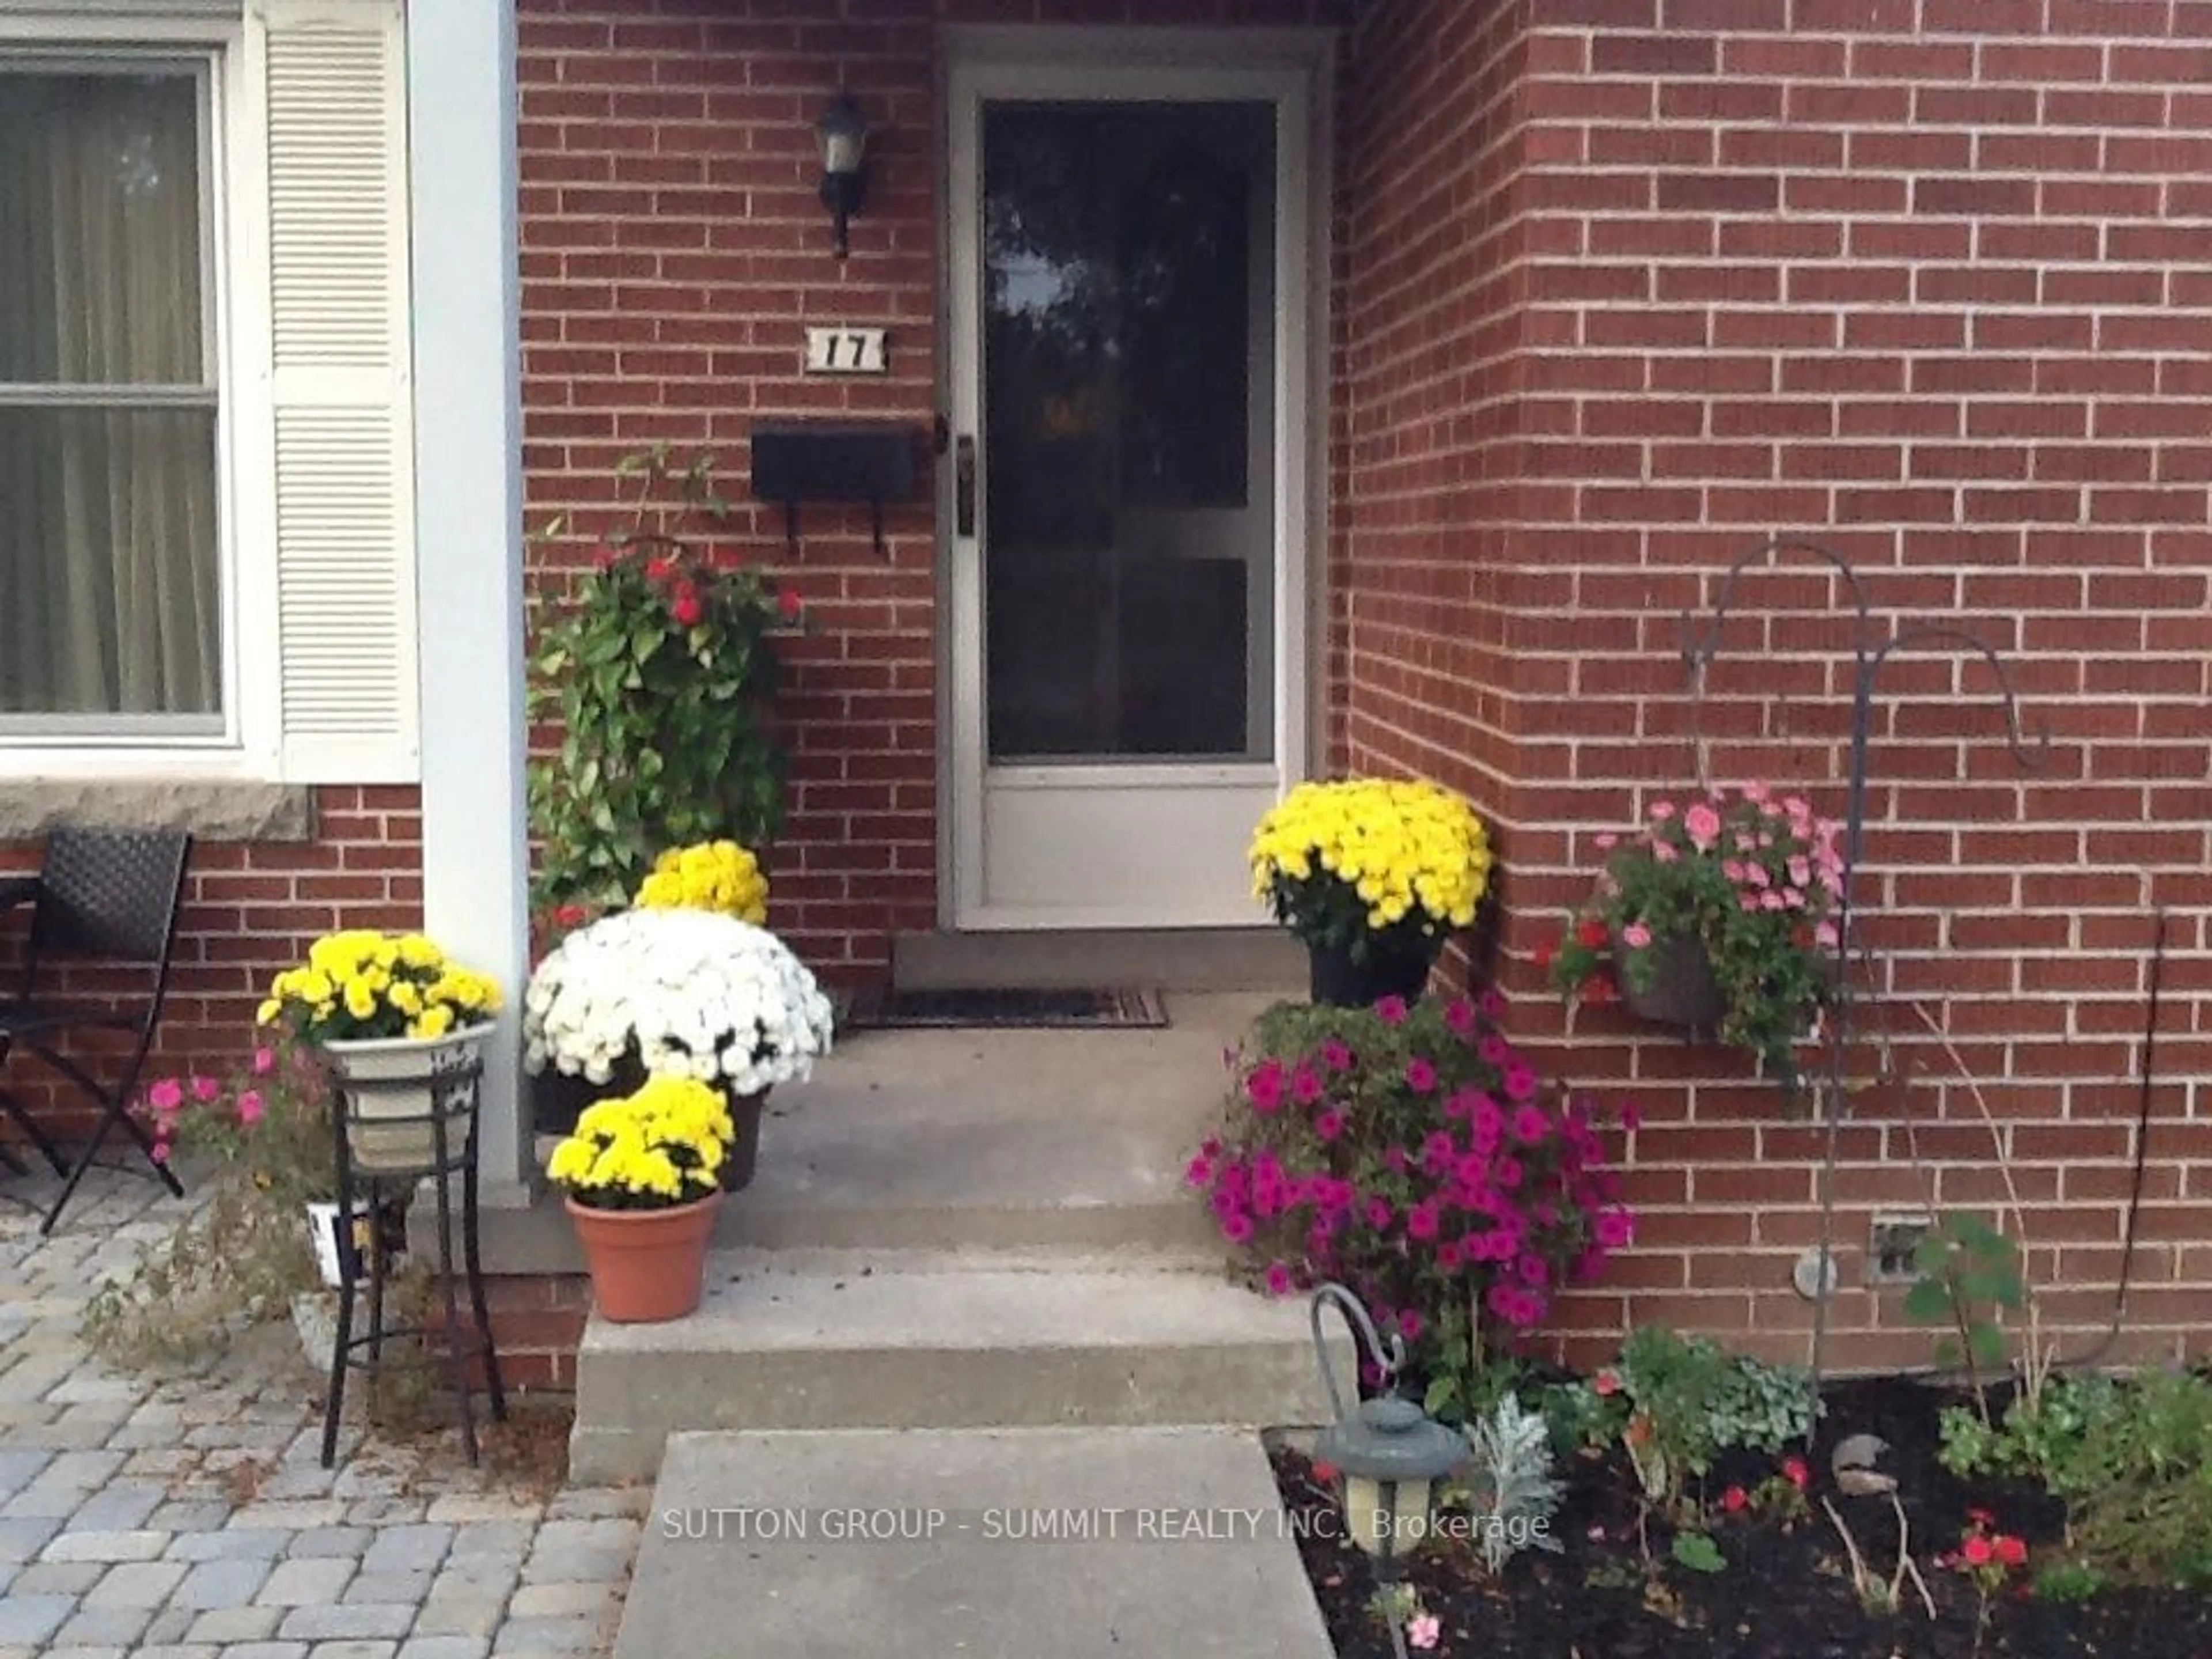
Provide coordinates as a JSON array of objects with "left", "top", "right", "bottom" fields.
[{"left": 521, "top": 909, "right": 834, "bottom": 1095}]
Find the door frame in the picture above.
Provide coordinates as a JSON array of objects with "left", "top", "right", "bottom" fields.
[{"left": 936, "top": 26, "right": 1334, "bottom": 931}]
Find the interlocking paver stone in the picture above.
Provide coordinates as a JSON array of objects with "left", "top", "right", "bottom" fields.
[
  {"left": 259, "top": 1554, "right": 360, "bottom": 1605},
  {"left": 185, "top": 1603, "right": 287, "bottom": 1642},
  {"left": 171, "top": 1555, "right": 274, "bottom": 1609},
  {"left": 52, "top": 1599, "right": 158, "bottom": 1647},
  {"left": 0, "top": 1593, "right": 73, "bottom": 1645},
  {"left": 84, "top": 1558, "right": 190, "bottom": 1607},
  {"left": 39, "top": 1527, "right": 170, "bottom": 1563},
  {"left": 0, "top": 1173, "right": 638, "bottom": 1659}
]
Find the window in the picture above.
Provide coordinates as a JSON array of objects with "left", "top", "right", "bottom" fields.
[{"left": 0, "top": 61, "right": 224, "bottom": 734}]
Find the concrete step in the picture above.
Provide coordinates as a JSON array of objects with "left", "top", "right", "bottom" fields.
[
  {"left": 893, "top": 926, "right": 1305, "bottom": 991},
  {"left": 616, "top": 1427, "right": 1338, "bottom": 1659},
  {"left": 483, "top": 993, "right": 1270, "bottom": 1274},
  {"left": 569, "top": 1249, "right": 1341, "bottom": 1483}
]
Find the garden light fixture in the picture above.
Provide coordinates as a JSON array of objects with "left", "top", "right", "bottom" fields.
[
  {"left": 1308, "top": 1282, "right": 1465, "bottom": 1569},
  {"left": 816, "top": 93, "right": 869, "bottom": 259}
]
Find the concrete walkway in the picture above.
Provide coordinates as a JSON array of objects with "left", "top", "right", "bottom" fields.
[
  {"left": 0, "top": 1168, "right": 642, "bottom": 1659},
  {"left": 618, "top": 1427, "right": 1336, "bottom": 1659}
]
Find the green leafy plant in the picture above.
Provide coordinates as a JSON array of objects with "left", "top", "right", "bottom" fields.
[
  {"left": 1545, "top": 784, "right": 1843, "bottom": 1093},
  {"left": 1452, "top": 1393, "right": 1565, "bottom": 1575},
  {"left": 1669, "top": 1531, "right": 1725, "bottom": 1574},
  {"left": 2032, "top": 1560, "right": 2107, "bottom": 1604},
  {"left": 528, "top": 445, "right": 806, "bottom": 916},
  {"left": 1902, "top": 1213, "right": 2024, "bottom": 1421},
  {"left": 1548, "top": 1328, "right": 1820, "bottom": 1516}
]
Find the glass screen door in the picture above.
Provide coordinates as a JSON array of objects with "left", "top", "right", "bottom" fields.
[{"left": 945, "top": 54, "right": 1312, "bottom": 929}]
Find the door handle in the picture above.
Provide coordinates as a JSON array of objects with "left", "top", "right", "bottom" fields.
[{"left": 955, "top": 434, "right": 977, "bottom": 538}]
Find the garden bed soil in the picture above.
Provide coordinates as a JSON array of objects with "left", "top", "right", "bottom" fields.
[{"left": 1275, "top": 1375, "right": 2212, "bottom": 1659}]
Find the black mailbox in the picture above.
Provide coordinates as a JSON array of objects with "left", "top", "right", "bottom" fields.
[{"left": 750, "top": 422, "right": 919, "bottom": 555}]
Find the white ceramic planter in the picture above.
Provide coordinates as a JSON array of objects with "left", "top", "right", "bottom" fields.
[
  {"left": 305, "top": 1202, "right": 346, "bottom": 1287},
  {"left": 320, "top": 1024, "right": 495, "bottom": 1175}
]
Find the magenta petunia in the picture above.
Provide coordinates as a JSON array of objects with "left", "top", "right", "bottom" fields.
[
  {"left": 1315, "top": 1109, "right": 1346, "bottom": 1142},
  {"left": 1321, "top": 1038, "right": 1355, "bottom": 1071},
  {"left": 1596, "top": 1208, "right": 1635, "bottom": 1249},
  {"left": 1444, "top": 999, "right": 1476, "bottom": 1037},
  {"left": 1502, "top": 1061, "right": 1539, "bottom": 1103},
  {"left": 1222, "top": 1212, "right": 1254, "bottom": 1244},
  {"left": 1185, "top": 1155, "right": 1214, "bottom": 1187},
  {"left": 1493, "top": 1156, "right": 1524, "bottom": 1191},
  {"left": 1397, "top": 1309, "right": 1425, "bottom": 1341},
  {"left": 1264, "top": 1262, "right": 1293, "bottom": 1296},
  {"left": 1510, "top": 1104, "right": 1550, "bottom": 1144},
  {"left": 1477, "top": 1032, "right": 1509, "bottom": 1066},
  {"left": 1291, "top": 1063, "right": 1325, "bottom": 1105},
  {"left": 1478, "top": 988, "right": 1507, "bottom": 1021},
  {"left": 1516, "top": 1252, "right": 1549, "bottom": 1287},
  {"left": 1247, "top": 1059, "right": 1286, "bottom": 1113},
  {"left": 1366, "top": 1198, "right": 1393, "bottom": 1229},
  {"left": 1436, "top": 1241, "right": 1463, "bottom": 1271},
  {"left": 1423, "top": 1130, "right": 1456, "bottom": 1168},
  {"left": 1406, "top": 1057, "right": 1439, "bottom": 1093},
  {"left": 146, "top": 1077, "right": 184, "bottom": 1114},
  {"left": 1407, "top": 1203, "right": 1441, "bottom": 1242},
  {"left": 1621, "top": 1101, "right": 1643, "bottom": 1132},
  {"left": 1374, "top": 995, "right": 1408, "bottom": 1026},
  {"left": 1442, "top": 1089, "right": 1474, "bottom": 1120}
]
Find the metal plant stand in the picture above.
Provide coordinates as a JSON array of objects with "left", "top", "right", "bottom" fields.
[
  {"left": 1676, "top": 536, "right": 2050, "bottom": 1398},
  {"left": 319, "top": 1053, "right": 506, "bottom": 1468}
]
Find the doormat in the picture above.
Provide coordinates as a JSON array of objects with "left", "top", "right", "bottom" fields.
[{"left": 844, "top": 986, "right": 1168, "bottom": 1030}]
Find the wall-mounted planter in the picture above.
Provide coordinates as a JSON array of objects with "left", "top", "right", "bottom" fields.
[{"left": 1616, "top": 932, "right": 1726, "bottom": 1032}]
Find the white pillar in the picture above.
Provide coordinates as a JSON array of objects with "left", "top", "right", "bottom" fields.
[{"left": 406, "top": 0, "right": 530, "bottom": 1194}]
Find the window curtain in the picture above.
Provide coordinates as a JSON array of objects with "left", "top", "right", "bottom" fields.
[{"left": 0, "top": 71, "right": 220, "bottom": 719}]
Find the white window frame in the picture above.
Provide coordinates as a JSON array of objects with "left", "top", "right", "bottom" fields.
[{"left": 0, "top": 9, "right": 279, "bottom": 782}]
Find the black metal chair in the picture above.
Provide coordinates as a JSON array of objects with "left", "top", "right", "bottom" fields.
[{"left": 0, "top": 827, "right": 192, "bottom": 1233}]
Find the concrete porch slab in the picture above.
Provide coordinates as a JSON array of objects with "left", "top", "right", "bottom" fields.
[
  {"left": 469, "top": 991, "right": 1281, "bottom": 1272},
  {"left": 614, "top": 1427, "right": 1337, "bottom": 1659}
]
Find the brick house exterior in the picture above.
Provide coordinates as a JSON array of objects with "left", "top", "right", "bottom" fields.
[{"left": 5, "top": 0, "right": 2207, "bottom": 1383}]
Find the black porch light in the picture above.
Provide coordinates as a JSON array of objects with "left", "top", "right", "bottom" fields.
[{"left": 816, "top": 92, "right": 869, "bottom": 259}]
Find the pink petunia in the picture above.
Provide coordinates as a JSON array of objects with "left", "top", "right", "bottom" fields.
[
  {"left": 146, "top": 1077, "right": 184, "bottom": 1115},
  {"left": 1787, "top": 855, "right": 1812, "bottom": 887},
  {"left": 1760, "top": 889, "right": 1786, "bottom": 911},
  {"left": 252, "top": 1046, "right": 277, "bottom": 1075},
  {"left": 1594, "top": 831, "right": 1619, "bottom": 850},
  {"left": 236, "top": 1090, "right": 265, "bottom": 1126},
  {"left": 190, "top": 1075, "right": 220, "bottom": 1104},
  {"left": 1683, "top": 802, "right": 1723, "bottom": 849},
  {"left": 1741, "top": 781, "right": 1770, "bottom": 802},
  {"left": 1815, "top": 921, "right": 1840, "bottom": 948},
  {"left": 1649, "top": 800, "right": 1676, "bottom": 820},
  {"left": 1652, "top": 841, "right": 1679, "bottom": 864},
  {"left": 1621, "top": 922, "right": 1653, "bottom": 949}
]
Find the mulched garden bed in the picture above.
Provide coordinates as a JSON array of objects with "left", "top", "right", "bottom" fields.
[{"left": 1275, "top": 1376, "right": 2212, "bottom": 1659}]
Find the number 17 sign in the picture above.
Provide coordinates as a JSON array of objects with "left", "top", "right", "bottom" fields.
[{"left": 805, "top": 327, "right": 888, "bottom": 374}]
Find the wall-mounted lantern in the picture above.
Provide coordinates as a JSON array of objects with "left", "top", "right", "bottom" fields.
[{"left": 816, "top": 93, "right": 869, "bottom": 259}]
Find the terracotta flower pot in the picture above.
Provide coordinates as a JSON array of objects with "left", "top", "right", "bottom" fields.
[{"left": 566, "top": 1190, "right": 723, "bottom": 1323}]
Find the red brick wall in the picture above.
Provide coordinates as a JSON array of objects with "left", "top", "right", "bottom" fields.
[
  {"left": 1339, "top": 0, "right": 2212, "bottom": 1366},
  {"left": 517, "top": 0, "right": 1338, "bottom": 984},
  {"left": 0, "top": 789, "right": 424, "bottom": 1134}
]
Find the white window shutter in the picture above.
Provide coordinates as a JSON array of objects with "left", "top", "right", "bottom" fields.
[{"left": 260, "top": 0, "right": 419, "bottom": 783}]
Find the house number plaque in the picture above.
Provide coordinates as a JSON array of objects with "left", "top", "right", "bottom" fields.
[{"left": 805, "top": 327, "right": 888, "bottom": 374}]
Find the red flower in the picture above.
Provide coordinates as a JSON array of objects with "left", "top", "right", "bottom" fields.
[
  {"left": 779, "top": 586, "right": 804, "bottom": 620},
  {"left": 1533, "top": 940, "right": 1555, "bottom": 971},
  {"left": 594, "top": 544, "right": 619, "bottom": 570},
  {"left": 671, "top": 586, "right": 703, "bottom": 628},
  {"left": 1592, "top": 1369, "right": 1622, "bottom": 1397},
  {"left": 1582, "top": 974, "right": 1618, "bottom": 1005},
  {"left": 1721, "top": 1486, "right": 1748, "bottom": 1514},
  {"left": 1310, "top": 1458, "right": 1340, "bottom": 1486},
  {"left": 645, "top": 556, "right": 675, "bottom": 583},
  {"left": 1781, "top": 1456, "right": 1809, "bottom": 1490},
  {"left": 1961, "top": 1535, "right": 1994, "bottom": 1566},
  {"left": 1993, "top": 1535, "right": 2027, "bottom": 1568},
  {"left": 1575, "top": 917, "right": 1608, "bottom": 950},
  {"left": 551, "top": 903, "right": 586, "bottom": 928},
  {"left": 1966, "top": 1507, "right": 1996, "bottom": 1527}
]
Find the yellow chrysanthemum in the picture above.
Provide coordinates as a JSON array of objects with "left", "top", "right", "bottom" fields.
[
  {"left": 1249, "top": 777, "right": 1492, "bottom": 938},
  {"left": 634, "top": 839, "right": 770, "bottom": 925}
]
